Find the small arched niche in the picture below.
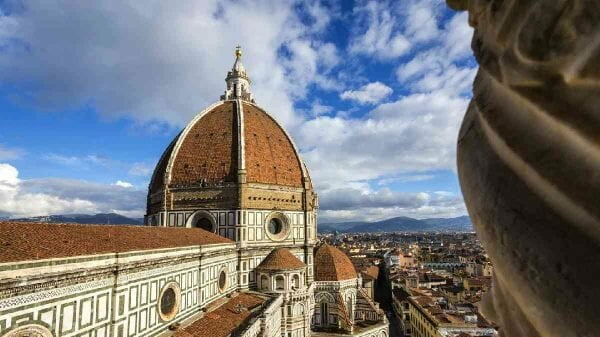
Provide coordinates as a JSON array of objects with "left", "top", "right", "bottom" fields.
[
  {"left": 260, "top": 274, "right": 269, "bottom": 291},
  {"left": 292, "top": 274, "right": 301, "bottom": 289},
  {"left": 275, "top": 275, "right": 285, "bottom": 290}
]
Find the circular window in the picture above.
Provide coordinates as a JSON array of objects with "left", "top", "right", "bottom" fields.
[
  {"left": 264, "top": 212, "right": 290, "bottom": 241},
  {"left": 161, "top": 288, "right": 176, "bottom": 315},
  {"left": 218, "top": 268, "right": 227, "bottom": 292},
  {"left": 187, "top": 211, "right": 216, "bottom": 232},
  {"left": 195, "top": 217, "right": 213, "bottom": 232},
  {"left": 158, "top": 282, "right": 181, "bottom": 321},
  {"left": 268, "top": 218, "right": 283, "bottom": 235},
  {"left": 3, "top": 324, "right": 53, "bottom": 337}
]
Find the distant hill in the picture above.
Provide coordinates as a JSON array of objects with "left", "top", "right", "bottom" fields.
[
  {"left": 6, "top": 213, "right": 472, "bottom": 232},
  {"left": 319, "top": 215, "right": 472, "bottom": 233},
  {"left": 421, "top": 216, "right": 472, "bottom": 231},
  {"left": 9, "top": 213, "right": 143, "bottom": 225},
  {"left": 318, "top": 221, "right": 365, "bottom": 233}
]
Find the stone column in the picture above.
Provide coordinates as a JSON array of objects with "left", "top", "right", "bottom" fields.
[{"left": 448, "top": 1, "right": 600, "bottom": 336}]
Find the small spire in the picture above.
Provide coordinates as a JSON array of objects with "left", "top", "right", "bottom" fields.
[{"left": 220, "top": 46, "right": 254, "bottom": 102}]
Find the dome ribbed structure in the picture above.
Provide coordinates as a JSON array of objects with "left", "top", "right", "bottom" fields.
[
  {"left": 149, "top": 101, "right": 305, "bottom": 190},
  {"left": 314, "top": 244, "right": 357, "bottom": 281},
  {"left": 257, "top": 248, "right": 306, "bottom": 271}
]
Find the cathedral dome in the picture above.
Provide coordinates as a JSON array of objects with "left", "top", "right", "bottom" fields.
[
  {"left": 146, "top": 47, "right": 317, "bottom": 222},
  {"left": 314, "top": 244, "right": 357, "bottom": 281},
  {"left": 149, "top": 100, "right": 306, "bottom": 192},
  {"left": 257, "top": 248, "right": 306, "bottom": 271}
]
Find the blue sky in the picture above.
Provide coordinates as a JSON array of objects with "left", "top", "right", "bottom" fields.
[{"left": 0, "top": 0, "right": 477, "bottom": 222}]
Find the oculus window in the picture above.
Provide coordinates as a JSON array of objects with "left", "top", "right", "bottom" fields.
[
  {"left": 264, "top": 212, "right": 290, "bottom": 241},
  {"left": 158, "top": 282, "right": 181, "bottom": 321},
  {"left": 218, "top": 268, "right": 227, "bottom": 292},
  {"left": 268, "top": 218, "right": 283, "bottom": 235}
]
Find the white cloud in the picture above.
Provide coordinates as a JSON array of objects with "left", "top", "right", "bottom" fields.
[
  {"left": 395, "top": 11, "right": 476, "bottom": 96},
  {"left": 319, "top": 190, "right": 466, "bottom": 223},
  {"left": 348, "top": 1, "right": 411, "bottom": 59},
  {"left": 128, "top": 162, "right": 152, "bottom": 177},
  {"left": 316, "top": 42, "right": 340, "bottom": 70},
  {"left": 340, "top": 82, "right": 393, "bottom": 104},
  {"left": 0, "top": 163, "right": 145, "bottom": 218},
  {"left": 319, "top": 187, "right": 428, "bottom": 210},
  {"left": 43, "top": 153, "right": 113, "bottom": 167},
  {"left": 114, "top": 180, "right": 133, "bottom": 188},
  {"left": 304, "top": 3, "right": 474, "bottom": 222},
  {"left": 0, "top": 163, "right": 97, "bottom": 217},
  {"left": 0, "top": 163, "right": 19, "bottom": 188},
  {"left": 400, "top": 0, "right": 442, "bottom": 43},
  {"left": 0, "top": 0, "right": 336, "bottom": 129},
  {"left": 304, "top": 100, "right": 333, "bottom": 117},
  {"left": 348, "top": 0, "right": 446, "bottom": 61},
  {"left": 375, "top": 174, "right": 436, "bottom": 186},
  {"left": 298, "top": 92, "right": 468, "bottom": 189},
  {"left": 0, "top": 144, "right": 24, "bottom": 160}
]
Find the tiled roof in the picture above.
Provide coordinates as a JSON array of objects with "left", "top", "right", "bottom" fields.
[
  {"left": 314, "top": 244, "right": 357, "bottom": 281},
  {"left": 150, "top": 101, "right": 305, "bottom": 195},
  {"left": 174, "top": 293, "right": 267, "bottom": 337},
  {"left": 256, "top": 248, "right": 306, "bottom": 271},
  {"left": 243, "top": 103, "right": 303, "bottom": 187},
  {"left": 0, "top": 222, "right": 232, "bottom": 263},
  {"left": 170, "top": 101, "right": 238, "bottom": 186}
]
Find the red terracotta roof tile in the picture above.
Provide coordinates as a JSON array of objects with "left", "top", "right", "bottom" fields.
[
  {"left": 170, "top": 101, "right": 238, "bottom": 186},
  {"left": 174, "top": 293, "right": 267, "bottom": 337},
  {"left": 0, "top": 222, "right": 232, "bottom": 263},
  {"left": 150, "top": 100, "right": 306, "bottom": 195},
  {"left": 256, "top": 248, "right": 305, "bottom": 271},
  {"left": 314, "top": 244, "right": 357, "bottom": 281},
  {"left": 243, "top": 103, "right": 303, "bottom": 187}
]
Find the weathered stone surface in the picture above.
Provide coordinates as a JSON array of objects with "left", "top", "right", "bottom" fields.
[{"left": 449, "top": 1, "right": 600, "bottom": 336}]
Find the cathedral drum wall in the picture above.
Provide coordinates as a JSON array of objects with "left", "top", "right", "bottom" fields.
[
  {"left": 237, "top": 209, "right": 315, "bottom": 246},
  {"left": 150, "top": 208, "right": 316, "bottom": 246},
  {"left": 0, "top": 244, "right": 237, "bottom": 337}
]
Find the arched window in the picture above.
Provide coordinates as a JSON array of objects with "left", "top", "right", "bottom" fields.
[
  {"left": 261, "top": 275, "right": 269, "bottom": 290},
  {"left": 275, "top": 275, "right": 285, "bottom": 290},
  {"left": 320, "top": 302, "right": 329, "bottom": 325},
  {"left": 346, "top": 296, "right": 353, "bottom": 319},
  {"left": 295, "top": 303, "right": 305, "bottom": 315},
  {"left": 292, "top": 274, "right": 300, "bottom": 289}
]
